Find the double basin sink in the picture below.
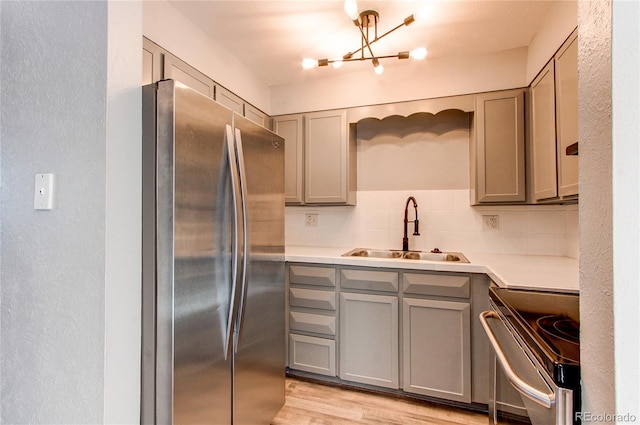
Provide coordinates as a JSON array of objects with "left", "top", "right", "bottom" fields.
[{"left": 342, "top": 248, "right": 469, "bottom": 263}]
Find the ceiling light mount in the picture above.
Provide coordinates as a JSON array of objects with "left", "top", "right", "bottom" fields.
[{"left": 302, "top": 0, "right": 428, "bottom": 75}]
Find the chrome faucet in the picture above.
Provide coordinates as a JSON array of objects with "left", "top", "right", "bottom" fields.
[{"left": 403, "top": 196, "right": 420, "bottom": 251}]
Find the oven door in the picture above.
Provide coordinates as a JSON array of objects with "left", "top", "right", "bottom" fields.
[{"left": 480, "top": 310, "right": 574, "bottom": 425}]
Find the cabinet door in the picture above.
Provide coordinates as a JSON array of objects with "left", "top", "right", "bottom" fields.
[
  {"left": 244, "top": 103, "right": 267, "bottom": 127},
  {"left": 402, "top": 298, "right": 471, "bottom": 403},
  {"left": 339, "top": 292, "right": 399, "bottom": 388},
  {"left": 305, "top": 110, "right": 350, "bottom": 204},
  {"left": 289, "top": 334, "right": 336, "bottom": 377},
  {"left": 531, "top": 61, "right": 559, "bottom": 201},
  {"left": 215, "top": 86, "right": 243, "bottom": 114},
  {"left": 474, "top": 89, "right": 526, "bottom": 203},
  {"left": 555, "top": 31, "right": 578, "bottom": 198},
  {"left": 273, "top": 115, "right": 304, "bottom": 204},
  {"left": 142, "top": 37, "right": 163, "bottom": 85},
  {"left": 163, "top": 54, "right": 214, "bottom": 99}
]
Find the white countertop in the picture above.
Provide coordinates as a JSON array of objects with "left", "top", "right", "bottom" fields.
[{"left": 285, "top": 246, "right": 579, "bottom": 294}]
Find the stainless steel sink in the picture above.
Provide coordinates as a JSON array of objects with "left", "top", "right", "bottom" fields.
[{"left": 342, "top": 248, "right": 469, "bottom": 263}]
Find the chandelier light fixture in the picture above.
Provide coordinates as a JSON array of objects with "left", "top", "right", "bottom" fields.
[{"left": 302, "top": 0, "right": 429, "bottom": 75}]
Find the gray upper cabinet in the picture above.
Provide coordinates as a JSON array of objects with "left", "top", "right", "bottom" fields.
[
  {"left": 215, "top": 85, "right": 243, "bottom": 114},
  {"left": 531, "top": 61, "right": 558, "bottom": 201},
  {"left": 143, "top": 37, "right": 269, "bottom": 128},
  {"left": 142, "top": 37, "right": 162, "bottom": 85},
  {"left": 555, "top": 30, "right": 579, "bottom": 198},
  {"left": 273, "top": 115, "right": 304, "bottom": 204},
  {"left": 472, "top": 89, "right": 526, "bottom": 204},
  {"left": 529, "top": 29, "right": 578, "bottom": 203},
  {"left": 244, "top": 103, "right": 268, "bottom": 128},
  {"left": 305, "top": 110, "right": 356, "bottom": 205},
  {"left": 273, "top": 110, "right": 356, "bottom": 206},
  {"left": 163, "top": 54, "right": 215, "bottom": 99}
]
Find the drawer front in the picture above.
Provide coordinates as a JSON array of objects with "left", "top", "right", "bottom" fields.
[
  {"left": 289, "top": 265, "right": 336, "bottom": 287},
  {"left": 289, "top": 311, "right": 336, "bottom": 336},
  {"left": 402, "top": 273, "right": 470, "bottom": 298},
  {"left": 340, "top": 269, "right": 399, "bottom": 292},
  {"left": 289, "top": 334, "right": 336, "bottom": 376},
  {"left": 289, "top": 288, "right": 336, "bottom": 311}
]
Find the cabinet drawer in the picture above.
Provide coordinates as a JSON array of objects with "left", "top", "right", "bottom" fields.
[
  {"left": 289, "top": 311, "right": 336, "bottom": 336},
  {"left": 289, "top": 288, "right": 336, "bottom": 310},
  {"left": 340, "top": 269, "right": 399, "bottom": 292},
  {"left": 289, "top": 265, "right": 336, "bottom": 287},
  {"left": 289, "top": 334, "right": 336, "bottom": 376},
  {"left": 402, "top": 273, "right": 470, "bottom": 298}
]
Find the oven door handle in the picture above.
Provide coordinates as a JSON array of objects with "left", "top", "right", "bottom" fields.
[{"left": 479, "top": 310, "right": 556, "bottom": 409}]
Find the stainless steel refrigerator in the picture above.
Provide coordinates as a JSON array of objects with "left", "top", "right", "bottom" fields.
[{"left": 141, "top": 80, "right": 285, "bottom": 425}]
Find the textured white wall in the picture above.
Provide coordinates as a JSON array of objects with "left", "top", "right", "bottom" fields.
[
  {"left": 0, "top": 1, "right": 142, "bottom": 423},
  {"left": 0, "top": 1, "right": 108, "bottom": 422},
  {"left": 612, "top": 0, "right": 640, "bottom": 417},
  {"left": 578, "top": 0, "right": 615, "bottom": 417}
]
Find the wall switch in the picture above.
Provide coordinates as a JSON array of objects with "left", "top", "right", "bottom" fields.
[
  {"left": 34, "top": 173, "right": 55, "bottom": 210},
  {"left": 482, "top": 214, "right": 499, "bottom": 231},
  {"left": 305, "top": 213, "right": 318, "bottom": 227}
]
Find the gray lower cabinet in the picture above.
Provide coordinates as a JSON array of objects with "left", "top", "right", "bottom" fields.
[
  {"left": 287, "top": 264, "right": 337, "bottom": 377},
  {"left": 339, "top": 292, "right": 399, "bottom": 389},
  {"left": 289, "top": 333, "right": 336, "bottom": 376},
  {"left": 285, "top": 263, "right": 490, "bottom": 407},
  {"left": 402, "top": 298, "right": 471, "bottom": 403}
]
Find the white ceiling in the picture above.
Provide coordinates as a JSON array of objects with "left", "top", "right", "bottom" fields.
[{"left": 168, "top": 0, "right": 557, "bottom": 87}]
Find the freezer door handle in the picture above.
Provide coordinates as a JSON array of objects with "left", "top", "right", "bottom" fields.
[
  {"left": 233, "top": 127, "right": 250, "bottom": 353},
  {"left": 224, "top": 124, "right": 242, "bottom": 359}
]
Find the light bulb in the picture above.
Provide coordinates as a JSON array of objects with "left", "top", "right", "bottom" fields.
[
  {"left": 372, "top": 58, "right": 384, "bottom": 75},
  {"left": 332, "top": 60, "right": 343, "bottom": 69},
  {"left": 409, "top": 47, "right": 427, "bottom": 60},
  {"left": 413, "top": 5, "right": 433, "bottom": 22},
  {"left": 302, "top": 58, "right": 318, "bottom": 70},
  {"left": 344, "top": 0, "right": 359, "bottom": 21}
]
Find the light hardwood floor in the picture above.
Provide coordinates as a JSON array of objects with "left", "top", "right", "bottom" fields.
[{"left": 271, "top": 378, "right": 489, "bottom": 425}]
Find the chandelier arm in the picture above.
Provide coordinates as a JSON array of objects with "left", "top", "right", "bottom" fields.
[
  {"left": 342, "top": 18, "right": 407, "bottom": 60},
  {"left": 327, "top": 53, "right": 402, "bottom": 65},
  {"left": 356, "top": 23, "right": 377, "bottom": 59},
  {"left": 372, "top": 20, "right": 408, "bottom": 44}
]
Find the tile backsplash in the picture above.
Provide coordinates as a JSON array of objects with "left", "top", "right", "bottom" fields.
[{"left": 285, "top": 189, "right": 579, "bottom": 259}]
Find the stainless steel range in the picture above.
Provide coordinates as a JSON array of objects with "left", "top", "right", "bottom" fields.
[{"left": 480, "top": 286, "right": 580, "bottom": 425}]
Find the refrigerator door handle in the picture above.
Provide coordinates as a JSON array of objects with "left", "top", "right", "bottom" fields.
[
  {"left": 233, "top": 127, "right": 250, "bottom": 353},
  {"left": 224, "top": 124, "right": 242, "bottom": 360}
]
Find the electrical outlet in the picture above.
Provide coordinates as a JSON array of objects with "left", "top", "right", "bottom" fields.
[
  {"left": 305, "top": 213, "right": 318, "bottom": 227},
  {"left": 483, "top": 214, "right": 499, "bottom": 231}
]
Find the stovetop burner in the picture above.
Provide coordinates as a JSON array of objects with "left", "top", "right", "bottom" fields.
[
  {"left": 537, "top": 315, "right": 580, "bottom": 343},
  {"left": 535, "top": 315, "right": 580, "bottom": 363}
]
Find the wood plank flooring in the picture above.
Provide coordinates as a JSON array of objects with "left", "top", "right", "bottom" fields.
[{"left": 271, "top": 378, "right": 489, "bottom": 425}]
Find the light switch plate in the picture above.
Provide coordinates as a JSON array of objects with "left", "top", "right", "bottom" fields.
[{"left": 34, "top": 173, "right": 55, "bottom": 210}]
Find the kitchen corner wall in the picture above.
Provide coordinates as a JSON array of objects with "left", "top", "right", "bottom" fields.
[{"left": 286, "top": 190, "right": 579, "bottom": 259}]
